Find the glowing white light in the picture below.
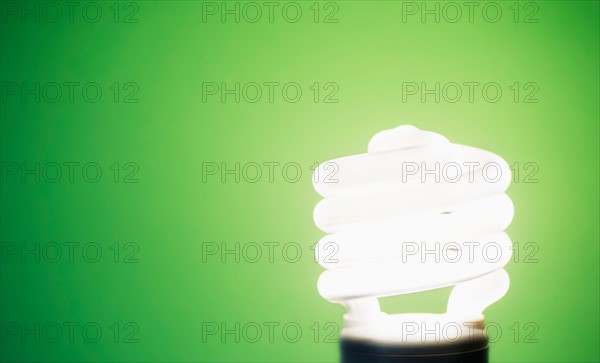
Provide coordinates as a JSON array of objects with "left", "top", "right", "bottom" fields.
[{"left": 312, "top": 125, "right": 514, "bottom": 344}]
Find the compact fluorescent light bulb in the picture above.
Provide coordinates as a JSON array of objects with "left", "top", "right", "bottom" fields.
[{"left": 312, "top": 125, "right": 514, "bottom": 363}]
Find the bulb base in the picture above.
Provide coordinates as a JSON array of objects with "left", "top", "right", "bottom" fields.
[{"left": 340, "top": 337, "right": 489, "bottom": 363}]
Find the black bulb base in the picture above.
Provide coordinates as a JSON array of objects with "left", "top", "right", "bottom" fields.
[{"left": 340, "top": 337, "right": 489, "bottom": 363}]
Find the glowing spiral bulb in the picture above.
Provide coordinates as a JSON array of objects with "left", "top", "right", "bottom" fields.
[{"left": 312, "top": 125, "right": 514, "bottom": 359}]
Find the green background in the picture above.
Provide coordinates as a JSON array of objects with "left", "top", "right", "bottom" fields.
[{"left": 1, "top": 1, "right": 598, "bottom": 362}]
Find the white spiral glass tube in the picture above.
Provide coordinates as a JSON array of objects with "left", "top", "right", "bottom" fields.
[{"left": 312, "top": 125, "right": 514, "bottom": 347}]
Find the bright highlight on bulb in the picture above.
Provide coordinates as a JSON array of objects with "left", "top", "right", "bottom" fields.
[{"left": 312, "top": 125, "right": 514, "bottom": 344}]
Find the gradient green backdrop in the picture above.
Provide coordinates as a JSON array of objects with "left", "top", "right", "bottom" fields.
[{"left": 1, "top": 1, "right": 599, "bottom": 362}]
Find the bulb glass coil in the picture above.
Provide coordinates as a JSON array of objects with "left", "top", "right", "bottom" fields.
[{"left": 312, "top": 125, "right": 514, "bottom": 350}]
